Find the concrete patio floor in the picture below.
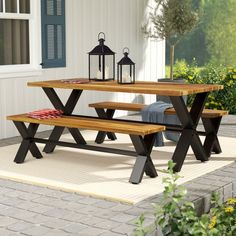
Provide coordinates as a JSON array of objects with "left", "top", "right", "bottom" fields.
[{"left": 0, "top": 115, "right": 235, "bottom": 236}]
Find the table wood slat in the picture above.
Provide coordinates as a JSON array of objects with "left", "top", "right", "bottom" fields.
[{"left": 28, "top": 80, "right": 223, "bottom": 96}]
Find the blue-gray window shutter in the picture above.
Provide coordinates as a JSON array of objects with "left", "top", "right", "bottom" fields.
[{"left": 41, "top": 0, "right": 65, "bottom": 68}]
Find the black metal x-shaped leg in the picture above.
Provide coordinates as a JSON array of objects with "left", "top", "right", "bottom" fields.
[
  {"left": 202, "top": 116, "right": 222, "bottom": 157},
  {"left": 13, "top": 121, "right": 42, "bottom": 163},
  {"left": 94, "top": 108, "right": 117, "bottom": 144},
  {"left": 42, "top": 88, "right": 86, "bottom": 153},
  {"left": 170, "top": 92, "right": 209, "bottom": 172},
  {"left": 129, "top": 133, "right": 157, "bottom": 184}
]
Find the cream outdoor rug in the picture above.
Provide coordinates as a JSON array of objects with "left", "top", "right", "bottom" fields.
[{"left": 0, "top": 130, "right": 235, "bottom": 204}]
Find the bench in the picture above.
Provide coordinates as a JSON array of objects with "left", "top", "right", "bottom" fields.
[
  {"left": 7, "top": 114, "right": 165, "bottom": 184},
  {"left": 89, "top": 101, "right": 229, "bottom": 157}
]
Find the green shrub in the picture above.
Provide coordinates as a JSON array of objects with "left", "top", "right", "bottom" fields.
[
  {"left": 173, "top": 59, "right": 200, "bottom": 81},
  {"left": 172, "top": 60, "right": 236, "bottom": 114},
  {"left": 134, "top": 161, "right": 236, "bottom": 236}
]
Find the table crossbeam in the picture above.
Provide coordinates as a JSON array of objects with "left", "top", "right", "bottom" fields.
[{"left": 42, "top": 88, "right": 85, "bottom": 153}]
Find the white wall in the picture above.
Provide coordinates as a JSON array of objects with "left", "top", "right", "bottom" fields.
[{"left": 0, "top": 0, "right": 165, "bottom": 139}]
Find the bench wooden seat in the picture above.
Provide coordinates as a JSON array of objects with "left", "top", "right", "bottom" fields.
[
  {"left": 7, "top": 114, "right": 165, "bottom": 136},
  {"left": 89, "top": 101, "right": 228, "bottom": 118},
  {"left": 89, "top": 101, "right": 229, "bottom": 157},
  {"left": 7, "top": 114, "right": 166, "bottom": 184}
]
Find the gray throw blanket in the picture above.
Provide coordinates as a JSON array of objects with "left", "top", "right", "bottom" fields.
[{"left": 141, "top": 101, "right": 180, "bottom": 146}]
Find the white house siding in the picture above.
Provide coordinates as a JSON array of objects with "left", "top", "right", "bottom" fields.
[{"left": 0, "top": 0, "right": 165, "bottom": 139}]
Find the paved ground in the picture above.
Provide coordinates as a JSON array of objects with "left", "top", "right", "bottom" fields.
[{"left": 0, "top": 115, "right": 235, "bottom": 235}]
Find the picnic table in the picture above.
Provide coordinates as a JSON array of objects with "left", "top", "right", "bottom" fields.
[{"left": 27, "top": 80, "right": 223, "bottom": 172}]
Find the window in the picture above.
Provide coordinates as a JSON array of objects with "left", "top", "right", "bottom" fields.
[
  {"left": 0, "top": 0, "right": 65, "bottom": 77},
  {"left": 0, "top": 0, "right": 31, "bottom": 66},
  {"left": 41, "top": 0, "right": 66, "bottom": 68}
]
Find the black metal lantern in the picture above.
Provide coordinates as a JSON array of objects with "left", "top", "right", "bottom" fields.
[
  {"left": 88, "top": 32, "right": 115, "bottom": 81},
  {"left": 117, "top": 48, "right": 135, "bottom": 84}
]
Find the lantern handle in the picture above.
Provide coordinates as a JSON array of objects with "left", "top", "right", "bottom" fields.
[
  {"left": 98, "top": 32, "right": 105, "bottom": 41},
  {"left": 123, "top": 47, "right": 130, "bottom": 54}
]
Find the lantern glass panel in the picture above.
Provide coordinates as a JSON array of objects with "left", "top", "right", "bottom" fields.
[
  {"left": 104, "top": 55, "right": 114, "bottom": 80},
  {"left": 89, "top": 55, "right": 114, "bottom": 80},
  {"left": 120, "top": 65, "right": 134, "bottom": 83}
]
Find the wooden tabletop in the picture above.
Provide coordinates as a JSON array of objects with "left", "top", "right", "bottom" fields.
[{"left": 28, "top": 79, "right": 223, "bottom": 96}]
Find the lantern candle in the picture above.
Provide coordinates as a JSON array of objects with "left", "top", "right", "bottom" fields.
[
  {"left": 122, "top": 72, "right": 131, "bottom": 83},
  {"left": 96, "top": 71, "right": 102, "bottom": 79}
]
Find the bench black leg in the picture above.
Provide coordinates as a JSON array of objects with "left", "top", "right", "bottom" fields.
[
  {"left": 42, "top": 88, "right": 86, "bottom": 153},
  {"left": 43, "top": 126, "right": 64, "bottom": 153},
  {"left": 13, "top": 122, "right": 42, "bottom": 163},
  {"left": 202, "top": 117, "right": 222, "bottom": 157},
  {"left": 15, "top": 140, "right": 32, "bottom": 163},
  {"left": 95, "top": 108, "right": 117, "bottom": 144},
  {"left": 129, "top": 134, "right": 157, "bottom": 184}
]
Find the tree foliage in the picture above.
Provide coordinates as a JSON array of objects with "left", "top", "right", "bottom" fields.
[
  {"left": 203, "top": 0, "right": 236, "bottom": 65},
  {"left": 173, "top": 0, "right": 236, "bottom": 66},
  {"left": 150, "top": 0, "right": 198, "bottom": 46},
  {"left": 143, "top": 0, "right": 198, "bottom": 79}
]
